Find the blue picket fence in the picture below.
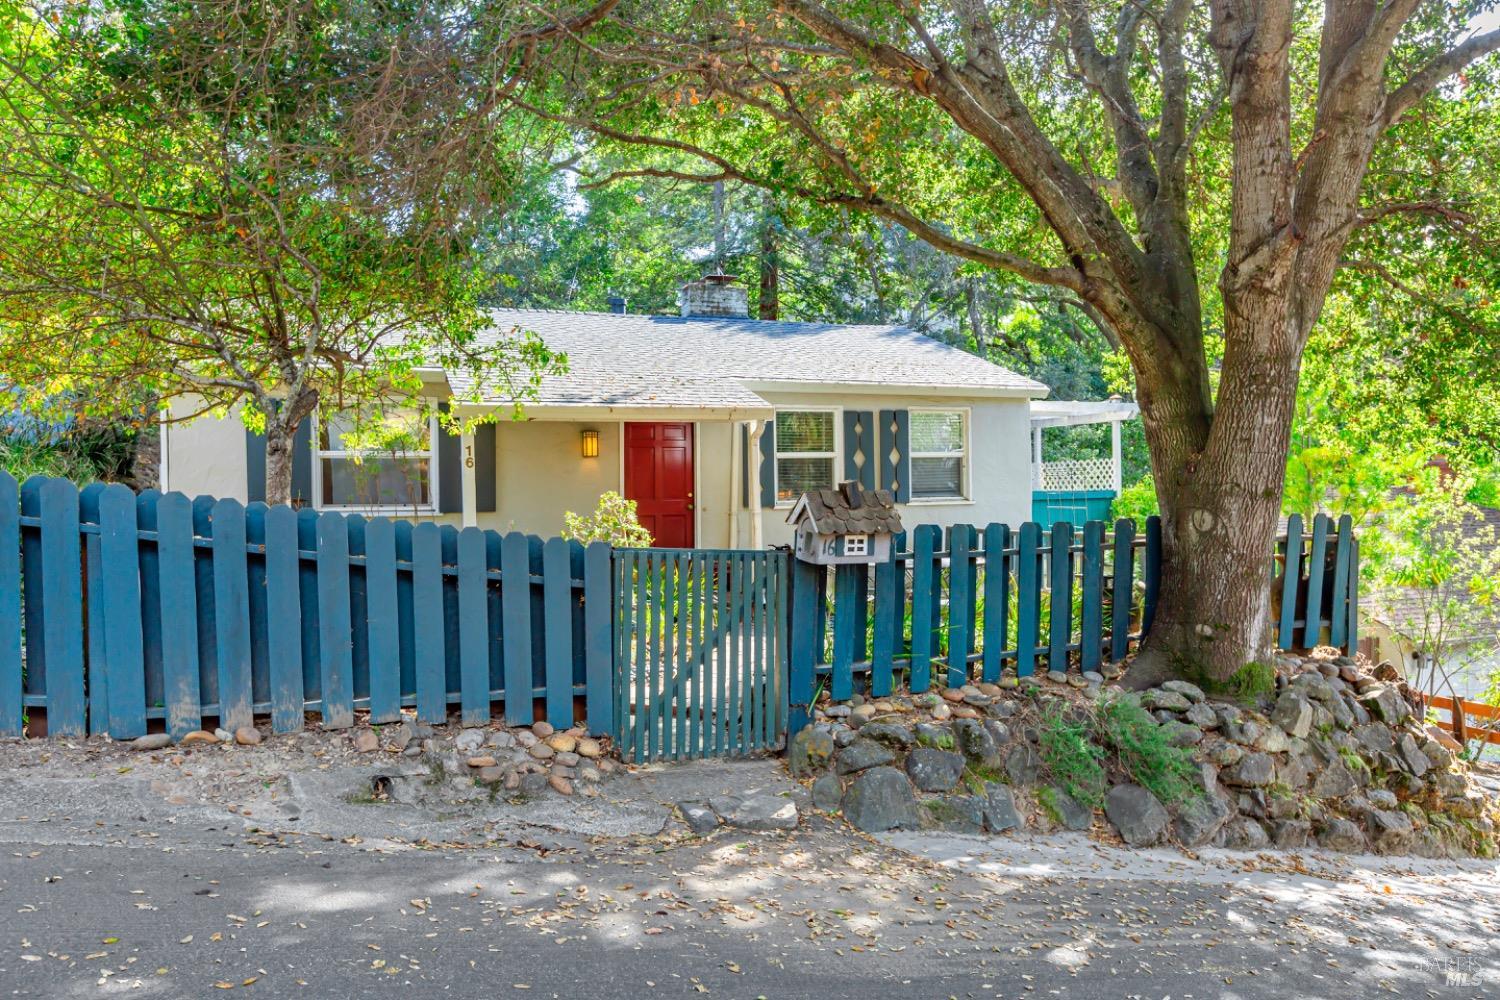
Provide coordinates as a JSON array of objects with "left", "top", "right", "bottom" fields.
[
  {"left": 786, "top": 513, "right": 1357, "bottom": 734},
  {"left": 0, "top": 473, "right": 612, "bottom": 739}
]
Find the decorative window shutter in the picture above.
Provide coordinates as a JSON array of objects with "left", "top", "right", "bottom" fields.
[
  {"left": 472, "top": 423, "right": 496, "bottom": 513},
  {"left": 842, "top": 410, "right": 876, "bottom": 490},
  {"left": 436, "top": 403, "right": 462, "bottom": 514},
  {"left": 759, "top": 420, "right": 776, "bottom": 508},
  {"left": 879, "top": 409, "right": 911, "bottom": 503},
  {"left": 431, "top": 404, "right": 495, "bottom": 514},
  {"left": 244, "top": 416, "right": 312, "bottom": 504}
]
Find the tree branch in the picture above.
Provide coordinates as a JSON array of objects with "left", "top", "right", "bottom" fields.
[{"left": 1382, "top": 27, "right": 1500, "bottom": 128}]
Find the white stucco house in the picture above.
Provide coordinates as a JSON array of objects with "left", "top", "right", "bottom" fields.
[{"left": 160, "top": 275, "right": 1134, "bottom": 547}]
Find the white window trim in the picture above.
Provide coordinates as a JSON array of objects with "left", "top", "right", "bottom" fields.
[
  {"left": 906, "top": 406, "right": 972, "bottom": 504},
  {"left": 772, "top": 406, "right": 842, "bottom": 509},
  {"left": 311, "top": 408, "right": 441, "bottom": 516}
]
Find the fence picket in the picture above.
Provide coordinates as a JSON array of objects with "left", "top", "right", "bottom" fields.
[
  {"left": 541, "top": 536, "right": 573, "bottom": 731},
  {"left": 263, "top": 505, "right": 304, "bottom": 733},
  {"left": 245, "top": 503, "right": 272, "bottom": 721},
  {"left": 584, "top": 541, "right": 613, "bottom": 735},
  {"left": 1048, "top": 522, "right": 1074, "bottom": 674},
  {"left": 135, "top": 491, "right": 164, "bottom": 729},
  {"left": 0, "top": 473, "right": 20, "bottom": 737},
  {"left": 948, "top": 524, "right": 974, "bottom": 688},
  {"left": 458, "top": 528, "right": 492, "bottom": 727},
  {"left": 1278, "top": 513, "right": 1304, "bottom": 650},
  {"left": 1015, "top": 521, "right": 1041, "bottom": 677},
  {"left": 982, "top": 523, "right": 1009, "bottom": 683},
  {"left": 1329, "top": 514, "right": 1353, "bottom": 649},
  {"left": 500, "top": 531, "right": 533, "bottom": 726},
  {"left": 1080, "top": 520, "right": 1105, "bottom": 674},
  {"left": 412, "top": 523, "right": 447, "bottom": 723},
  {"left": 910, "top": 524, "right": 937, "bottom": 693},
  {"left": 314, "top": 512, "right": 354, "bottom": 729},
  {"left": 831, "top": 565, "right": 857, "bottom": 701},
  {"left": 210, "top": 499, "right": 253, "bottom": 732},
  {"left": 1303, "top": 513, "right": 1330, "bottom": 649},
  {"left": 871, "top": 545, "right": 896, "bottom": 697},
  {"left": 1110, "top": 519, "right": 1135, "bottom": 661},
  {"left": 99, "top": 484, "right": 147, "bottom": 737},
  {"left": 362, "top": 517, "right": 400, "bottom": 724},
  {"left": 1345, "top": 537, "right": 1359, "bottom": 654},
  {"left": 80, "top": 484, "right": 108, "bottom": 735}
]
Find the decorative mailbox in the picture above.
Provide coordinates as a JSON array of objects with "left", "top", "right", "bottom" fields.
[{"left": 786, "top": 481, "right": 904, "bottom": 565}]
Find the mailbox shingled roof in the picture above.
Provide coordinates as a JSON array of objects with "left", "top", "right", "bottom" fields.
[{"left": 796, "top": 487, "right": 904, "bottom": 536}]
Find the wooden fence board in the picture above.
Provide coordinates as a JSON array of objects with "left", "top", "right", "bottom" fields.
[
  {"left": 0, "top": 472, "right": 21, "bottom": 737},
  {"left": 80, "top": 484, "right": 108, "bottom": 736},
  {"left": 135, "top": 491, "right": 164, "bottom": 723},
  {"left": 948, "top": 524, "right": 974, "bottom": 688},
  {"left": 831, "top": 565, "right": 857, "bottom": 702},
  {"left": 541, "top": 536, "right": 573, "bottom": 730},
  {"left": 1142, "top": 516, "right": 1162, "bottom": 634},
  {"left": 1329, "top": 515, "right": 1353, "bottom": 649},
  {"left": 1048, "top": 522, "right": 1074, "bottom": 674},
  {"left": 584, "top": 541, "right": 613, "bottom": 736},
  {"left": 315, "top": 512, "right": 354, "bottom": 729},
  {"left": 1303, "top": 513, "right": 1330, "bottom": 649},
  {"left": 362, "top": 516, "right": 400, "bottom": 724},
  {"left": 910, "top": 524, "right": 937, "bottom": 693},
  {"left": 99, "top": 484, "right": 146, "bottom": 737},
  {"left": 982, "top": 523, "right": 1009, "bottom": 683},
  {"left": 871, "top": 546, "right": 896, "bottom": 697},
  {"left": 1080, "top": 520, "right": 1105, "bottom": 673},
  {"left": 1110, "top": 519, "right": 1135, "bottom": 662},
  {"left": 263, "top": 504, "right": 304, "bottom": 733},
  {"left": 457, "top": 528, "right": 491, "bottom": 727},
  {"left": 412, "top": 523, "right": 447, "bottom": 723},
  {"left": 211, "top": 499, "right": 253, "bottom": 732},
  {"left": 1278, "top": 513, "right": 1303, "bottom": 651},
  {"left": 1015, "top": 521, "right": 1041, "bottom": 678},
  {"left": 245, "top": 503, "right": 272, "bottom": 713}
]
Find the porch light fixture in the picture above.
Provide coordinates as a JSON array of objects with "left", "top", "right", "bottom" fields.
[{"left": 580, "top": 428, "right": 600, "bottom": 458}]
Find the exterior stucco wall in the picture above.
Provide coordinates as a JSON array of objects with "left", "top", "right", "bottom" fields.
[
  {"left": 732, "top": 389, "right": 1034, "bottom": 548},
  {"left": 161, "top": 397, "right": 249, "bottom": 502},
  {"left": 158, "top": 390, "right": 1036, "bottom": 548}
]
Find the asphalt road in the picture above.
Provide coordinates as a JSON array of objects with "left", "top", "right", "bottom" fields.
[{"left": 3, "top": 823, "right": 1497, "bottom": 999}]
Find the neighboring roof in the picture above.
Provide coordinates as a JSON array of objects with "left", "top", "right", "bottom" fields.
[
  {"left": 787, "top": 483, "right": 905, "bottom": 535},
  {"left": 1030, "top": 398, "right": 1139, "bottom": 428},
  {"left": 450, "top": 309, "right": 1049, "bottom": 411}
]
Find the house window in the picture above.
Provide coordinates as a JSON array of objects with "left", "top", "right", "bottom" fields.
[
  {"left": 315, "top": 408, "right": 437, "bottom": 511},
  {"left": 843, "top": 533, "right": 869, "bottom": 557},
  {"left": 775, "top": 410, "right": 837, "bottom": 503},
  {"left": 910, "top": 409, "right": 968, "bottom": 500}
]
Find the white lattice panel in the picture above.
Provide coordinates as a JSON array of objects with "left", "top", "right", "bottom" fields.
[{"left": 1040, "top": 458, "right": 1115, "bottom": 491}]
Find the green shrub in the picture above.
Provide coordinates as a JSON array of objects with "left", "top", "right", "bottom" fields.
[
  {"left": 561, "top": 491, "right": 653, "bottom": 547},
  {"left": 1096, "top": 695, "right": 1202, "bottom": 805},
  {"left": 1037, "top": 700, "right": 1107, "bottom": 808},
  {"left": 1109, "top": 475, "right": 1159, "bottom": 523}
]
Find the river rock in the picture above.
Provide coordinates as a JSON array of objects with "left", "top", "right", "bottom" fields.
[
  {"left": 1271, "top": 691, "right": 1314, "bottom": 738},
  {"left": 1105, "top": 784, "right": 1170, "bottom": 846},
  {"left": 983, "top": 785, "right": 1023, "bottom": 833},
  {"left": 131, "top": 733, "right": 172, "bottom": 751},
  {"left": 841, "top": 767, "right": 920, "bottom": 832},
  {"left": 1223, "top": 752, "right": 1275, "bottom": 787},
  {"left": 836, "top": 738, "right": 896, "bottom": 775},
  {"left": 905, "top": 748, "right": 966, "bottom": 792},
  {"left": 1041, "top": 787, "right": 1093, "bottom": 831},
  {"left": 811, "top": 773, "right": 843, "bottom": 811}
]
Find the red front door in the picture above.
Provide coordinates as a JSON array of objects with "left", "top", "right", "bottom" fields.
[{"left": 624, "top": 422, "right": 695, "bottom": 547}]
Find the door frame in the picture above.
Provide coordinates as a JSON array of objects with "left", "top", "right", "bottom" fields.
[{"left": 618, "top": 420, "right": 700, "bottom": 547}]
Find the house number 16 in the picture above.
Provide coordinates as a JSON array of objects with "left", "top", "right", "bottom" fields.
[{"left": 464, "top": 443, "right": 474, "bottom": 469}]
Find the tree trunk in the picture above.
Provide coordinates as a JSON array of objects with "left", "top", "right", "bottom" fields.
[
  {"left": 261, "top": 388, "right": 319, "bottom": 507},
  {"left": 1130, "top": 299, "right": 1301, "bottom": 694}
]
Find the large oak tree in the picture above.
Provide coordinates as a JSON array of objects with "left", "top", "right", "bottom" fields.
[{"left": 522, "top": 0, "right": 1500, "bottom": 688}]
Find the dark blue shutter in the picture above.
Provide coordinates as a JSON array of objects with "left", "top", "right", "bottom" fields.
[
  {"left": 759, "top": 420, "right": 776, "bottom": 509},
  {"left": 436, "top": 403, "right": 462, "bottom": 514},
  {"left": 879, "top": 409, "right": 911, "bottom": 503},
  {"left": 436, "top": 408, "right": 497, "bottom": 515},
  {"left": 843, "top": 410, "right": 876, "bottom": 490}
]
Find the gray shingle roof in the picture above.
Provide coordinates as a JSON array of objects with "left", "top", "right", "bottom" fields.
[{"left": 452, "top": 309, "right": 1048, "bottom": 408}]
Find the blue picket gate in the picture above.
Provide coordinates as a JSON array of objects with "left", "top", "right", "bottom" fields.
[
  {"left": 612, "top": 548, "right": 787, "bottom": 762},
  {"left": 0, "top": 473, "right": 613, "bottom": 739}
]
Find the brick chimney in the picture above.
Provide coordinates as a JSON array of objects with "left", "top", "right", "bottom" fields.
[{"left": 678, "top": 272, "right": 748, "bottom": 318}]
